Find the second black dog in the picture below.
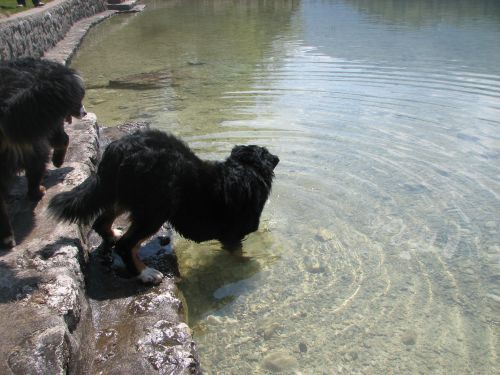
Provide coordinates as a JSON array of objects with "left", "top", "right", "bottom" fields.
[
  {"left": 49, "top": 129, "right": 279, "bottom": 283},
  {"left": 0, "top": 57, "right": 86, "bottom": 249}
]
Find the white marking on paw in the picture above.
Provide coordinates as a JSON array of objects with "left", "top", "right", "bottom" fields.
[
  {"left": 111, "top": 252, "right": 126, "bottom": 270},
  {"left": 110, "top": 228, "right": 123, "bottom": 241},
  {"left": 138, "top": 267, "right": 164, "bottom": 284},
  {"left": 105, "top": 228, "right": 123, "bottom": 243},
  {"left": 1, "top": 235, "right": 15, "bottom": 247}
]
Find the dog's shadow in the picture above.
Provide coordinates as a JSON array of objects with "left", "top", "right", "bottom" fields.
[
  {"left": 44, "top": 166, "right": 74, "bottom": 190},
  {"left": 5, "top": 167, "right": 74, "bottom": 249},
  {"left": 176, "top": 245, "right": 263, "bottom": 322},
  {"left": 85, "top": 230, "right": 180, "bottom": 301},
  {"left": 85, "top": 234, "right": 263, "bottom": 317}
]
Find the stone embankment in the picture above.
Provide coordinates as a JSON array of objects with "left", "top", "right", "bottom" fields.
[
  {"left": 0, "top": 3, "right": 200, "bottom": 374},
  {"left": 0, "top": 0, "right": 107, "bottom": 60}
]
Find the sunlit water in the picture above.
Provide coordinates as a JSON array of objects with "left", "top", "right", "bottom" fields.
[{"left": 71, "top": 0, "right": 500, "bottom": 373}]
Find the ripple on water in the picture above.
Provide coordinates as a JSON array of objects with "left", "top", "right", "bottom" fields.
[{"left": 190, "top": 35, "right": 499, "bottom": 375}]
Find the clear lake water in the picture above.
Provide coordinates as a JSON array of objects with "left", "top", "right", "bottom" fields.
[{"left": 70, "top": 0, "right": 500, "bottom": 373}]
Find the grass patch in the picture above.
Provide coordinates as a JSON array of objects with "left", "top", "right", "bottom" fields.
[{"left": 0, "top": 0, "right": 52, "bottom": 17}]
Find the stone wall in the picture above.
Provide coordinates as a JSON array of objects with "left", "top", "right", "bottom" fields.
[{"left": 0, "top": 0, "right": 107, "bottom": 60}]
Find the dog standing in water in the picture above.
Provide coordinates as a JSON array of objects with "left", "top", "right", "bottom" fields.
[
  {"left": 49, "top": 129, "right": 279, "bottom": 284},
  {"left": 0, "top": 58, "right": 86, "bottom": 249}
]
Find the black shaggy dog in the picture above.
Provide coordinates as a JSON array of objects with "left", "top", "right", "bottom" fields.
[
  {"left": 0, "top": 57, "right": 86, "bottom": 249},
  {"left": 49, "top": 129, "right": 279, "bottom": 284}
]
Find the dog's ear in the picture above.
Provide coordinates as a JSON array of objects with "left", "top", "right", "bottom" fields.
[{"left": 230, "top": 145, "right": 259, "bottom": 164}]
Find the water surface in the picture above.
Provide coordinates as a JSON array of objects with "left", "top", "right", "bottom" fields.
[{"left": 71, "top": 0, "right": 500, "bottom": 373}]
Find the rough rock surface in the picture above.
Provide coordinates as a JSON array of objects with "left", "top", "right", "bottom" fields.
[{"left": 0, "top": 115, "right": 99, "bottom": 374}]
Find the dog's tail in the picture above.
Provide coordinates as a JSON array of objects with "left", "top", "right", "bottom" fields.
[{"left": 48, "top": 174, "right": 106, "bottom": 225}]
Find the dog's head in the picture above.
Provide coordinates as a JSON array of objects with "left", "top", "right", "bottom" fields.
[
  {"left": 230, "top": 145, "right": 280, "bottom": 175},
  {"left": 222, "top": 145, "right": 279, "bottom": 241},
  {"left": 65, "top": 74, "right": 86, "bottom": 124}
]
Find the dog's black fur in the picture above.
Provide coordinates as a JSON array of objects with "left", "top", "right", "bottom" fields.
[
  {"left": 49, "top": 129, "right": 279, "bottom": 283},
  {"left": 0, "top": 57, "right": 85, "bottom": 249}
]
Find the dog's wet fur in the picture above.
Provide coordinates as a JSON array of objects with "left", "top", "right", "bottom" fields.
[
  {"left": 0, "top": 58, "right": 85, "bottom": 249},
  {"left": 49, "top": 129, "right": 279, "bottom": 283}
]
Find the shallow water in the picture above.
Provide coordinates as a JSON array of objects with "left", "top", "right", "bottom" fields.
[{"left": 71, "top": 0, "right": 500, "bottom": 373}]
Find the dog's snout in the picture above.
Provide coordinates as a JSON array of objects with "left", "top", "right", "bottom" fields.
[{"left": 272, "top": 155, "right": 280, "bottom": 168}]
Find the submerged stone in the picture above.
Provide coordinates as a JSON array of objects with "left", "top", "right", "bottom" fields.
[
  {"left": 262, "top": 351, "right": 298, "bottom": 372},
  {"left": 401, "top": 331, "right": 417, "bottom": 346},
  {"left": 298, "top": 342, "right": 308, "bottom": 353}
]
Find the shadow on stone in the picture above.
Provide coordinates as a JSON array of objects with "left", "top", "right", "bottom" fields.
[
  {"left": 3, "top": 167, "right": 74, "bottom": 249},
  {"left": 44, "top": 166, "right": 74, "bottom": 189},
  {"left": 0, "top": 262, "right": 40, "bottom": 304},
  {"left": 35, "top": 236, "right": 83, "bottom": 261},
  {"left": 86, "top": 229, "right": 179, "bottom": 302}
]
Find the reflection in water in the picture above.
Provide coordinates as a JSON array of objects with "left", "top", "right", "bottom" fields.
[
  {"left": 71, "top": 0, "right": 499, "bottom": 373},
  {"left": 345, "top": 0, "right": 500, "bottom": 26}
]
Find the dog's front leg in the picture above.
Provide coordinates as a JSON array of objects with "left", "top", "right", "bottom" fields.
[
  {"left": 0, "top": 196, "right": 15, "bottom": 249},
  {"left": 49, "top": 123, "right": 69, "bottom": 168},
  {"left": 222, "top": 239, "right": 243, "bottom": 253},
  {"left": 25, "top": 149, "right": 48, "bottom": 201}
]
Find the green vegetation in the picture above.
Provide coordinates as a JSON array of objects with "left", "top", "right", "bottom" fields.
[{"left": 0, "top": 0, "right": 52, "bottom": 17}]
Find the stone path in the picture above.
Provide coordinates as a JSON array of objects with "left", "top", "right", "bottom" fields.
[{"left": 44, "top": 9, "right": 116, "bottom": 64}]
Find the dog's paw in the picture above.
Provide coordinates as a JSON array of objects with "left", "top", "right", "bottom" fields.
[
  {"left": 138, "top": 267, "right": 164, "bottom": 284},
  {"left": 52, "top": 148, "right": 67, "bottom": 168},
  {"left": 0, "top": 235, "right": 16, "bottom": 249}
]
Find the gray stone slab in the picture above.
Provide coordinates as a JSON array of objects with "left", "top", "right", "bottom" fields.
[{"left": 0, "top": 115, "right": 99, "bottom": 374}]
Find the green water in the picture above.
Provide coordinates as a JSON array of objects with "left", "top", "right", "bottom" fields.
[{"left": 71, "top": 0, "right": 500, "bottom": 373}]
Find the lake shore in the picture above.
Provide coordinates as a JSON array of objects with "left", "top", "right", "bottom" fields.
[{"left": 0, "top": 3, "right": 200, "bottom": 373}]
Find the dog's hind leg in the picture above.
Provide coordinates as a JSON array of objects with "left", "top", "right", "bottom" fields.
[
  {"left": 0, "top": 196, "right": 15, "bottom": 249},
  {"left": 114, "top": 218, "right": 164, "bottom": 284},
  {"left": 49, "top": 124, "right": 69, "bottom": 168},
  {"left": 92, "top": 206, "right": 124, "bottom": 246}
]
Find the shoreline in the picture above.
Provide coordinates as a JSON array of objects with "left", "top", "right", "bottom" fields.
[{"left": 0, "top": 2, "right": 200, "bottom": 373}]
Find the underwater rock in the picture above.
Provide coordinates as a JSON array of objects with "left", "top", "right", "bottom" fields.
[
  {"left": 343, "top": 351, "right": 358, "bottom": 361},
  {"left": 303, "top": 256, "right": 327, "bottom": 274},
  {"left": 187, "top": 60, "right": 206, "bottom": 66},
  {"left": 86, "top": 70, "right": 173, "bottom": 91},
  {"left": 298, "top": 342, "right": 308, "bottom": 353},
  {"left": 401, "top": 331, "right": 417, "bottom": 346},
  {"left": 257, "top": 318, "right": 282, "bottom": 340},
  {"left": 316, "top": 228, "right": 335, "bottom": 242},
  {"left": 262, "top": 351, "right": 298, "bottom": 372}
]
